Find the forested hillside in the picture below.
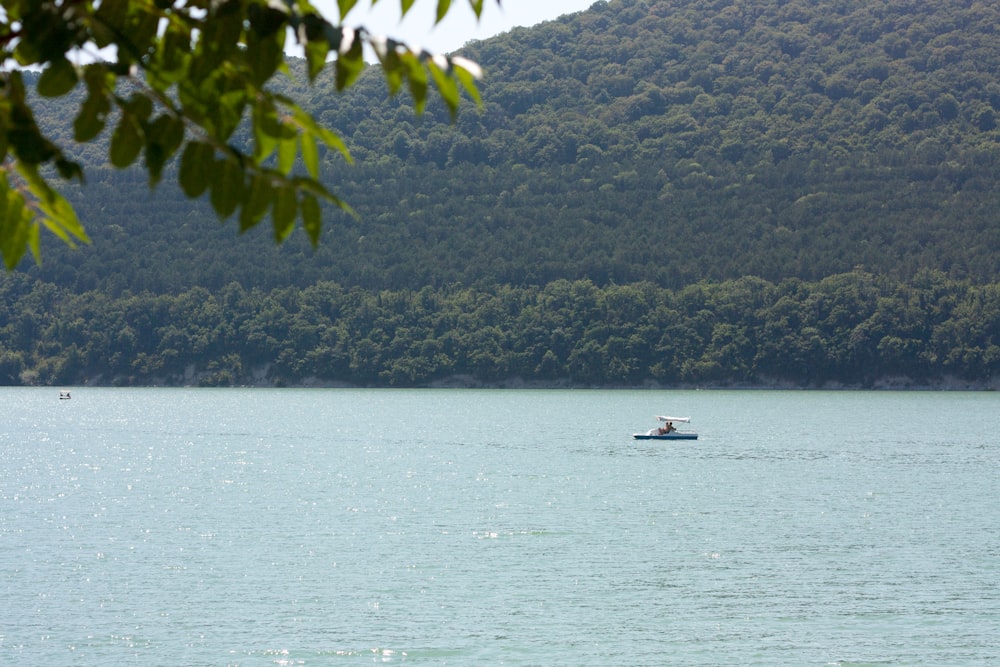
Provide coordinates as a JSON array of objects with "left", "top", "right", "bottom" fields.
[
  {"left": 4, "top": 0, "right": 1000, "bottom": 387},
  {"left": 3, "top": 270, "right": 998, "bottom": 388},
  {"left": 21, "top": 0, "right": 1000, "bottom": 292}
]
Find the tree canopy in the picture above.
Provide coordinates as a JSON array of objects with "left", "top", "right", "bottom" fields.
[
  {"left": 0, "top": 0, "right": 487, "bottom": 269},
  {"left": 4, "top": 269, "right": 998, "bottom": 388}
]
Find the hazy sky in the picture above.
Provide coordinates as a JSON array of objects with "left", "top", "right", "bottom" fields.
[{"left": 311, "top": 0, "right": 598, "bottom": 55}]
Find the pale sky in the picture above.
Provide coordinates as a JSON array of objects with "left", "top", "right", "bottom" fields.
[{"left": 311, "top": 0, "right": 598, "bottom": 56}]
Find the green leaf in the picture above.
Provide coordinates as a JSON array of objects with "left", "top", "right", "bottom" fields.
[
  {"left": 427, "top": 57, "right": 460, "bottom": 118},
  {"left": 189, "top": 4, "right": 243, "bottom": 83},
  {"left": 92, "top": 0, "right": 129, "bottom": 49},
  {"left": 54, "top": 158, "right": 84, "bottom": 182},
  {"left": 210, "top": 157, "right": 245, "bottom": 219},
  {"left": 8, "top": 128, "right": 55, "bottom": 165},
  {"left": 239, "top": 173, "right": 274, "bottom": 232},
  {"left": 37, "top": 58, "right": 79, "bottom": 97},
  {"left": 277, "top": 132, "right": 297, "bottom": 176},
  {"left": 271, "top": 184, "right": 298, "bottom": 242},
  {"left": 124, "top": 93, "right": 154, "bottom": 121},
  {"left": 293, "top": 176, "right": 355, "bottom": 217},
  {"left": 206, "top": 85, "right": 249, "bottom": 142},
  {"left": 179, "top": 141, "right": 214, "bottom": 198},
  {"left": 304, "top": 38, "right": 329, "bottom": 81},
  {"left": 467, "top": 0, "right": 485, "bottom": 18},
  {"left": 299, "top": 14, "right": 333, "bottom": 80},
  {"left": 451, "top": 59, "right": 483, "bottom": 106},
  {"left": 0, "top": 109, "right": 8, "bottom": 159},
  {"left": 0, "top": 172, "right": 36, "bottom": 269},
  {"left": 74, "top": 66, "right": 112, "bottom": 142},
  {"left": 401, "top": 54, "right": 429, "bottom": 114},
  {"left": 14, "top": 4, "right": 77, "bottom": 65},
  {"left": 378, "top": 46, "right": 406, "bottom": 95},
  {"left": 115, "top": 5, "right": 160, "bottom": 66},
  {"left": 301, "top": 193, "right": 322, "bottom": 246},
  {"left": 37, "top": 193, "right": 87, "bottom": 248},
  {"left": 147, "top": 25, "right": 192, "bottom": 91},
  {"left": 301, "top": 134, "right": 320, "bottom": 179},
  {"left": 436, "top": 0, "right": 453, "bottom": 24},
  {"left": 109, "top": 112, "right": 143, "bottom": 168},
  {"left": 14, "top": 163, "right": 89, "bottom": 252},
  {"left": 246, "top": 21, "right": 286, "bottom": 86},
  {"left": 252, "top": 100, "right": 291, "bottom": 164},
  {"left": 335, "top": 34, "right": 365, "bottom": 91},
  {"left": 247, "top": 2, "right": 288, "bottom": 38},
  {"left": 6, "top": 73, "right": 59, "bottom": 165},
  {"left": 337, "top": 0, "right": 360, "bottom": 20},
  {"left": 144, "top": 114, "right": 186, "bottom": 186},
  {"left": 290, "top": 104, "right": 352, "bottom": 162}
]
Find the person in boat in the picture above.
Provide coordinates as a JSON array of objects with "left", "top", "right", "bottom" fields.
[{"left": 657, "top": 421, "right": 676, "bottom": 435}]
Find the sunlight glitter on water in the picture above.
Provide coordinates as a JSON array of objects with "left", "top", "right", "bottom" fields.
[{"left": 1, "top": 388, "right": 998, "bottom": 666}]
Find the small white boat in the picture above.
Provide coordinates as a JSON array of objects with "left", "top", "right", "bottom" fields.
[
  {"left": 633, "top": 416, "right": 698, "bottom": 440},
  {"left": 59, "top": 391, "right": 71, "bottom": 400}
]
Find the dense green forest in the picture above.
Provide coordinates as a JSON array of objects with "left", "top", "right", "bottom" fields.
[
  {"left": 3, "top": 0, "right": 1000, "bottom": 386},
  {"left": 2, "top": 270, "right": 998, "bottom": 388},
  {"left": 20, "top": 0, "right": 1000, "bottom": 292}
]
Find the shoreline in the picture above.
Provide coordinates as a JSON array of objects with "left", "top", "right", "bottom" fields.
[{"left": 47, "top": 372, "right": 1000, "bottom": 391}]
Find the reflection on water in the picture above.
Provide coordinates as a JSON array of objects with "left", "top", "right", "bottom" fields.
[{"left": 1, "top": 388, "right": 998, "bottom": 665}]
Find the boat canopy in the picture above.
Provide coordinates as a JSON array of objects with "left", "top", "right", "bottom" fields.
[{"left": 656, "top": 416, "right": 690, "bottom": 423}]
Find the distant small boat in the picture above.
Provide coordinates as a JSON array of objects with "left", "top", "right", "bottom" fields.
[
  {"left": 59, "top": 391, "right": 71, "bottom": 400},
  {"left": 633, "top": 416, "right": 697, "bottom": 440}
]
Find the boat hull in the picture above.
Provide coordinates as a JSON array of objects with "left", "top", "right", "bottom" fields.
[{"left": 633, "top": 433, "right": 698, "bottom": 440}]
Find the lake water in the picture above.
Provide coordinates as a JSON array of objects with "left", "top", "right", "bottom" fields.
[{"left": 2, "top": 388, "right": 998, "bottom": 666}]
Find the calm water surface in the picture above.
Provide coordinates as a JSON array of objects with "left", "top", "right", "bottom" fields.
[{"left": 1, "top": 388, "right": 998, "bottom": 666}]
